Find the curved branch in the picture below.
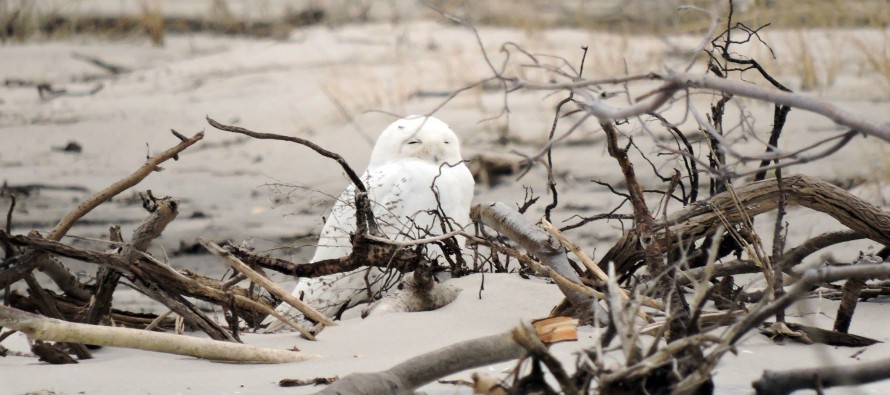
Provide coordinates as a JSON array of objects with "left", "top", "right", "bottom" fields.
[
  {"left": 206, "top": 116, "right": 366, "bottom": 193},
  {"left": 603, "top": 175, "right": 890, "bottom": 274}
]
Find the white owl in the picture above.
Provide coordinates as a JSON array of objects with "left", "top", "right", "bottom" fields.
[{"left": 264, "top": 115, "right": 475, "bottom": 332}]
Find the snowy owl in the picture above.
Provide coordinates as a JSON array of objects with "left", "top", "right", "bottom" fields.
[{"left": 264, "top": 115, "right": 475, "bottom": 332}]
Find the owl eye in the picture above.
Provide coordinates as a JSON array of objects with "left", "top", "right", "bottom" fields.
[
  {"left": 444, "top": 141, "right": 451, "bottom": 144},
  {"left": 407, "top": 140, "right": 421, "bottom": 145}
]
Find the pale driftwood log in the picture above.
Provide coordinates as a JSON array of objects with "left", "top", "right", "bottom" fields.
[
  {"left": 0, "top": 305, "right": 316, "bottom": 364},
  {"left": 315, "top": 329, "right": 525, "bottom": 395},
  {"left": 753, "top": 355, "right": 890, "bottom": 395},
  {"left": 26, "top": 132, "right": 204, "bottom": 300},
  {"left": 361, "top": 269, "right": 461, "bottom": 317},
  {"left": 471, "top": 202, "right": 593, "bottom": 313},
  {"left": 198, "top": 238, "right": 335, "bottom": 327},
  {"left": 604, "top": 174, "right": 890, "bottom": 274}
]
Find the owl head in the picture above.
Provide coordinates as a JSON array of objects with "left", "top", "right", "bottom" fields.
[{"left": 369, "top": 115, "right": 464, "bottom": 167}]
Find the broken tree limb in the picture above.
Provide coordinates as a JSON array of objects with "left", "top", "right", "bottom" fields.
[
  {"left": 198, "top": 238, "right": 334, "bottom": 327},
  {"left": 665, "top": 72, "right": 890, "bottom": 143},
  {"left": 227, "top": 240, "right": 423, "bottom": 278},
  {"left": 88, "top": 193, "right": 179, "bottom": 325},
  {"left": 0, "top": 305, "right": 316, "bottom": 364},
  {"left": 753, "top": 355, "right": 890, "bottom": 395},
  {"left": 832, "top": 254, "right": 881, "bottom": 333},
  {"left": 5, "top": 131, "right": 204, "bottom": 301},
  {"left": 206, "top": 116, "right": 366, "bottom": 193},
  {"left": 315, "top": 328, "right": 528, "bottom": 395}
]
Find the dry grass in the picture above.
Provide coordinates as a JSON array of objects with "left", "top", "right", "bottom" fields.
[
  {"left": 3, "top": 0, "right": 890, "bottom": 44},
  {"left": 0, "top": 0, "right": 37, "bottom": 42},
  {"left": 790, "top": 31, "right": 820, "bottom": 91},
  {"left": 139, "top": 0, "right": 165, "bottom": 46},
  {"left": 851, "top": 32, "right": 890, "bottom": 94}
]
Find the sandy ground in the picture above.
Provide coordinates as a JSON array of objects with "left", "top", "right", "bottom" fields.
[{"left": 3, "top": 9, "right": 890, "bottom": 395}]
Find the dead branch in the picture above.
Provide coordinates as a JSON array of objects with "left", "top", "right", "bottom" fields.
[
  {"left": 227, "top": 240, "right": 424, "bottom": 279},
  {"left": 0, "top": 230, "right": 277, "bottom": 330},
  {"left": 0, "top": 131, "right": 204, "bottom": 301},
  {"left": 88, "top": 193, "right": 178, "bottom": 325},
  {"left": 199, "top": 238, "right": 334, "bottom": 327},
  {"left": 753, "top": 355, "right": 890, "bottom": 395},
  {"left": 728, "top": 264, "right": 890, "bottom": 345},
  {"left": 206, "top": 116, "right": 366, "bottom": 193},
  {"left": 6, "top": 290, "right": 175, "bottom": 329},
  {"left": 315, "top": 328, "right": 528, "bottom": 395},
  {"left": 0, "top": 305, "right": 316, "bottom": 364},
  {"left": 665, "top": 72, "right": 890, "bottom": 142},
  {"left": 833, "top": 253, "right": 881, "bottom": 333}
]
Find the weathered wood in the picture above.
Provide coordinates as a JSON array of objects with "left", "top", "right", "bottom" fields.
[
  {"left": 0, "top": 305, "right": 316, "bottom": 364},
  {"left": 199, "top": 239, "right": 334, "bottom": 327},
  {"left": 316, "top": 329, "right": 526, "bottom": 395},
  {"left": 34, "top": 132, "right": 204, "bottom": 301},
  {"left": 603, "top": 174, "right": 890, "bottom": 275},
  {"left": 88, "top": 194, "right": 179, "bottom": 325},
  {"left": 0, "top": 230, "right": 276, "bottom": 330},
  {"left": 753, "top": 355, "right": 890, "bottom": 395}
]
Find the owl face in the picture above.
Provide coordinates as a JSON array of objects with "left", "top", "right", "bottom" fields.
[{"left": 369, "top": 116, "right": 464, "bottom": 167}]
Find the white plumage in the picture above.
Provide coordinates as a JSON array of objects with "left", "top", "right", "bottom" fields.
[{"left": 265, "top": 115, "right": 475, "bottom": 332}]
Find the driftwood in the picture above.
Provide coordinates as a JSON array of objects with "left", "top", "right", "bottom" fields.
[
  {"left": 361, "top": 269, "right": 461, "bottom": 317},
  {"left": 0, "top": 231, "right": 277, "bottom": 331},
  {"left": 88, "top": 193, "right": 178, "bottom": 326},
  {"left": 199, "top": 239, "right": 325, "bottom": 340},
  {"left": 315, "top": 328, "right": 526, "bottom": 395},
  {"left": 0, "top": 305, "right": 316, "bottom": 364},
  {"left": 6, "top": 290, "right": 175, "bottom": 329},
  {"left": 471, "top": 202, "right": 592, "bottom": 312},
  {"left": 603, "top": 174, "right": 890, "bottom": 276},
  {"left": 32, "top": 132, "right": 203, "bottom": 301},
  {"left": 753, "top": 355, "right": 890, "bottom": 395}
]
